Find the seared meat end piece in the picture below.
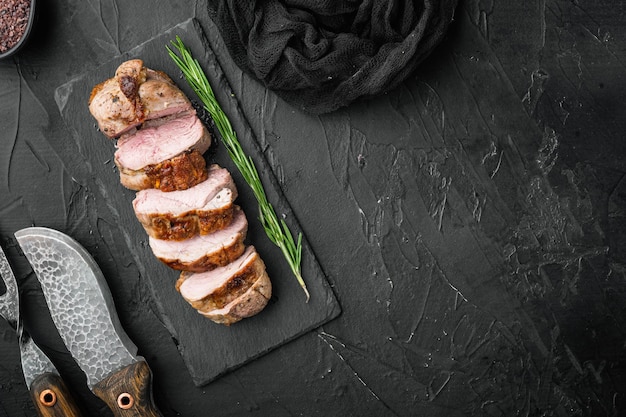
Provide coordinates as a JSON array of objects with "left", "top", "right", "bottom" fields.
[
  {"left": 176, "top": 246, "right": 272, "bottom": 325},
  {"left": 89, "top": 77, "right": 142, "bottom": 139},
  {"left": 115, "top": 114, "right": 212, "bottom": 191},
  {"left": 133, "top": 165, "right": 237, "bottom": 240},
  {"left": 149, "top": 207, "right": 248, "bottom": 272},
  {"left": 89, "top": 59, "right": 193, "bottom": 138}
]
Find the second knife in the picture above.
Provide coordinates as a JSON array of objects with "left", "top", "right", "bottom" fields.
[{"left": 0, "top": 242, "right": 85, "bottom": 417}]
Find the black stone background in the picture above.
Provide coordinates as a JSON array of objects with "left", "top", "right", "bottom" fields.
[{"left": 1, "top": 1, "right": 625, "bottom": 416}]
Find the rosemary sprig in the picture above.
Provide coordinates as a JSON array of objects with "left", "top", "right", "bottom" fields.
[{"left": 167, "top": 36, "right": 310, "bottom": 302}]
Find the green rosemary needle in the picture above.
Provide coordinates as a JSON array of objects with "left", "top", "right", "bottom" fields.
[{"left": 167, "top": 36, "right": 310, "bottom": 302}]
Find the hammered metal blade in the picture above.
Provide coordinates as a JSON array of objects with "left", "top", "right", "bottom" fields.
[
  {"left": 0, "top": 242, "right": 58, "bottom": 388},
  {"left": 0, "top": 245, "right": 18, "bottom": 325},
  {"left": 15, "top": 227, "right": 139, "bottom": 389}
]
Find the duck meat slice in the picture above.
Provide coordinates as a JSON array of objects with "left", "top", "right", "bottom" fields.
[
  {"left": 198, "top": 269, "right": 272, "bottom": 326},
  {"left": 176, "top": 246, "right": 272, "bottom": 325},
  {"left": 88, "top": 60, "right": 146, "bottom": 138},
  {"left": 115, "top": 113, "right": 211, "bottom": 191},
  {"left": 133, "top": 165, "right": 237, "bottom": 239},
  {"left": 89, "top": 59, "right": 193, "bottom": 138},
  {"left": 150, "top": 207, "right": 248, "bottom": 272}
]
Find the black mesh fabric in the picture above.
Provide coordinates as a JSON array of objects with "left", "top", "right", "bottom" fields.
[{"left": 207, "top": 0, "right": 458, "bottom": 114}]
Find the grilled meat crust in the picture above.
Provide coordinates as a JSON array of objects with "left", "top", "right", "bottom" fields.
[
  {"left": 118, "top": 149, "right": 209, "bottom": 191},
  {"left": 199, "top": 270, "right": 272, "bottom": 326},
  {"left": 139, "top": 204, "right": 236, "bottom": 241},
  {"left": 160, "top": 235, "right": 246, "bottom": 273},
  {"left": 176, "top": 247, "right": 271, "bottom": 324},
  {"left": 133, "top": 165, "right": 238, "bottom": 240}
]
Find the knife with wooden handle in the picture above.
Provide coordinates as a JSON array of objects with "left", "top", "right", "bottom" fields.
[
  {"left": 29, "top": 373, "right": 86, "bottom": 417},
  {"left": 0, "top": 242, "right": 85, "bottom": 417},
  {"left": 15, "top": 227, "right": 163, "bottom": 417}
]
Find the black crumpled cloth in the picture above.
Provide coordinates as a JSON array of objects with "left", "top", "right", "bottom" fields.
[{"left": 207, "top": 1, "right": 458, "bottom": 114}]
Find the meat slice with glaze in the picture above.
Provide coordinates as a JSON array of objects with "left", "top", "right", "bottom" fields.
[
  {"left": 176, "top": 246, "right": 272, "bottom": 325},
  {"left": 132, "top": 165, "right": 237, "bottom": 240},
  {"left": 115, "top": 113, "right": 211, "bottom": 191},
  {"left": 199, "top": 271, "right": 272, "bottom": 326},
  {"left": 150, "top": 208, "right": 248, "bottom": 272}
]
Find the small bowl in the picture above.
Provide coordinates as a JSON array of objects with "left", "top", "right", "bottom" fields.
[{"left": 0, "top": 0, "right": 36, "bottom": 60}]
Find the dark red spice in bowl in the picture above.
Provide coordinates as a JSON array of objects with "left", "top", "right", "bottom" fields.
[{"left": 0, "top": 0, "right": 33, "bottom": 57}]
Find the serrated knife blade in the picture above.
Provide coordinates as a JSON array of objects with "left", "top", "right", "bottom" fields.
[
  {"left": 15, "top": 227, "right": 162, "bottom": 417},
  {"left": 0, "top": 241, "right": 85, "bottom": 417}
]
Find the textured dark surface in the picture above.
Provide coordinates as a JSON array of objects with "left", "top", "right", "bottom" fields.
[{"left": 1, "top": 1, "right": 625, "bottom": 416}]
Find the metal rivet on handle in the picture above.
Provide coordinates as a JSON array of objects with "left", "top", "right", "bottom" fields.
[
  {"left": 39, "top": 389, "right": 57, "bottom": 407},
  {"left": 117, "top": 393, "right": 134, "bottom": 409}
]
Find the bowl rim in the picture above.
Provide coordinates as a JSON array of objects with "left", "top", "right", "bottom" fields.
[{"left": 0, "top": 0, "right": 37, "bottom": 60}]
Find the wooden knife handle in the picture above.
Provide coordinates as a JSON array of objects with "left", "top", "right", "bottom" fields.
[
  {"left": 29, "top": 372, "right": 85, "bottom": 417},
  {"left": 92, "top": 361, "right": 162, "bottom": 417}
]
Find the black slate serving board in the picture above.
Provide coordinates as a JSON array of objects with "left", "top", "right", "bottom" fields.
[{"left": 54, "top": 18, "right": 340, "bottom": 387}]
